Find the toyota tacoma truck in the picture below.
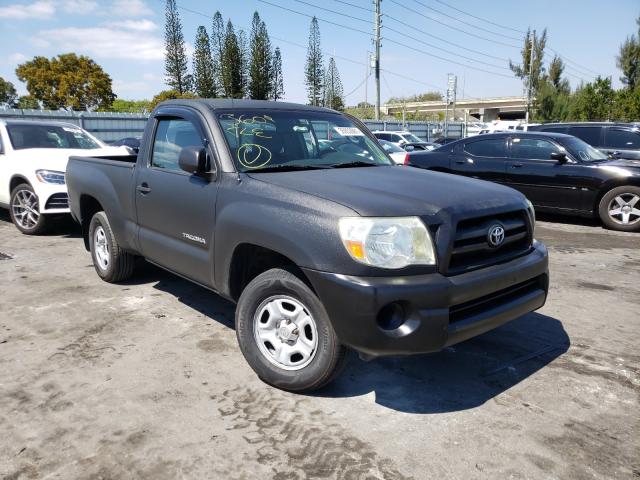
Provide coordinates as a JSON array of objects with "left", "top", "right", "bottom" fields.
[{"left": 66, "top": 99, "right": 549, "bottom": 392}]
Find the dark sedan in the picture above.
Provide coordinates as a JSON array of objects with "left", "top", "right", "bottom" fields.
[{"left": 407, "top": 132, "right": 640, "bottom": 232}]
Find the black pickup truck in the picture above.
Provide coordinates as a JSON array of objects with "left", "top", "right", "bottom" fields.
[{"left": 66, "top": 99, "right": 549, "bottom": 392}]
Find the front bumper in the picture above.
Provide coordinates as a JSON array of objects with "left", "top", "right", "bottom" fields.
[
  {"left": 36, "top": 183, "right": 70, "bottom": 214},
  {"left": 303, "top": 241, "right": 549, "bottom": 357}
]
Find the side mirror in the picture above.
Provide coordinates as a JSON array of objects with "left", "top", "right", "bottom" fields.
[
  {"left": 610, "top": 151, "right": 622, "bottom": 159},
  {"left": 179, "top": 146, "right": 208, "bottom": 175},
  {"left": 550, "top": 151, "right": 568, "bottom": 163},
  {"left": 404, "top": 145, "right": 415, "bottom": 152}
]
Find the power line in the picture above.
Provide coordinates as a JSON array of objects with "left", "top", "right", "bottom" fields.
[
  {"left": 387, "top": 0, "right": 521, "bottom": 49},
  {"left": 329, "top": 0, "right": 373, "bottom": 14},
  {"left": 433, "top": 0, "right": 526, "bottom": 34},
  {"left": 411, "top": 0, "right": 522, "bottom": 42},
  {"left": 293, "top": 0, "right": 369, "bottom": 25}
]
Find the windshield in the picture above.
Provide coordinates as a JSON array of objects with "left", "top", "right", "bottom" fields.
[
  {"left": 6, "top": 124, "right": 103, "bottom": 150},
  {"left": 379, "top": 140, "right": 405, "bottom": 153},
  {"left": 562, "top": 137, "right": 608, "bottom": 162},
  {"left": 402, "top": 133, "right": 423, "bottom": 143},
  {"left": 217, "top": 110, "right": 392, "bottom": 172}
]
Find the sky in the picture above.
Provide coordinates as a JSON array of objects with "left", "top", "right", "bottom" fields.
[{"left": 0, "top": 0, "right": 638, "bottom": 106}]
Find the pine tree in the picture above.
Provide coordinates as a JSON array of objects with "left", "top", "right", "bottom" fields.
[
  {"left": 164, "top": 0, "right": 190, "bottom": 94},
  {"left": 211, "top": 11, "right": 226, "bottom": 97},
  {"left": 323, "top": 57, "right": 344, "bottom": 111},
  {"left": 193, "top": 26, "right": 216, "bottom": 98},
  {"left": 248, "top": 12, "right": 273, "bottom": 100},
  {"left": 238, "top": 29, "right": 249, "bottom": 98},
  {"left": 222, "top": 21, "right": 243, "bottom": 98},
  {"left": 271, "top": 47, "right": 284, "bottom": 101},
  {"left": 617, "top": 16, "right": 640, "bottom": 90},
  {"left": 305, "top": 17, "right": 323, "bottom": 106},
  {"left": 509, "top": 28, "right": 548, "bottom": 95}
]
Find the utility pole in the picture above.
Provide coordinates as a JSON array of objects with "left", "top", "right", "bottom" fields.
[
  {"left": 374, "top": 0, "right": 382, "bottom": 120},
  {"left": 526, "top": 29, "right": 535, "bottom": 124}
]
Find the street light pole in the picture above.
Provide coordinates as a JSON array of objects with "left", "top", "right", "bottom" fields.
[{"left": 374, "top": 0, "right": 382, "bottom": 120}]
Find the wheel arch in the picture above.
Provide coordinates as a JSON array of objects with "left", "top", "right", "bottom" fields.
[
  {"left": 79, "top": 194, "right": 105, "bottom": 251},
  {"left": 9, "top": 175, "right": 31, "bottom": 195},
  {"left": 594, "top": 178, "right": 640, "bottom": 212}
]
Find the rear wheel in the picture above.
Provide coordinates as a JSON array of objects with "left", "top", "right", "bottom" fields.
[
  {"left": 89, "top": 211, "right": 135, "bottom": 282},
  {"left": 598, "top": 186, "right": 640, "bottom": 232},
  {"left": 10, "top": 183, "right": 49, "bottom": 235},
  {"left": 235, "top": 268, "right": 348, "bottom": 392}
]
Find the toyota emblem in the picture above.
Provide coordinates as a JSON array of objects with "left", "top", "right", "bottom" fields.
[{"left": 487, "top": 224, "right": 505, "bottom": 248}]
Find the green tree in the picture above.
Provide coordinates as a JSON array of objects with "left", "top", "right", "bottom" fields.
[
  {"left": 323, "top": 57, "right": 344, "bottom": 110},
  {"left": 0, "top": 77, "right": 18, "bottom": 106},
  {"left": 211, "top": 11, "right": 226, "bottom": 97},
  {"left": 509, "top": 28, "right": 548, "bottom": 95},
  {"left": 271, "top": 47, "right": 284, "bottom": 101},
  {"left": 547, "top": 55, "right": 570, "bottom": 94},
  {"left": 569, "top": 77, "right": 615, "bottom": 121},
  {"left": 305, "top": 17, "right": 323, "bottom": 106},
  {"left": 102, "top": 98, "right": 151, "bottom": 113},
  {"left": 164, "top": 0, "right": 190, "bottom": 94},
  {"left": 193, "top": 26, "right": 217, "bottom": 98},
  {"left": 149, "top": 89, "right": 196, "bottom": 110},
  {"left": 248, "top": 12, "right": 273, "bottom": 100},
  {"left": 15, "top": 54, "right": 115, "bottom": 110},
  {"left": 387, "top": 92, "right": 443, "bottom": 103},
  {"left": 222, "top": 21, "right": 243, "bottom": 98},
  {"left": 16, "top": 95, "right": 40, "bottom": 110},
  {"left": 238, "top": 29, "right": 249, "bottom": 97},
  {"left": 617, "top": 15, "right": 640, "bottom": 90},
  {"left": 612, "top": 86, "right": 640, "bottom": 122}
]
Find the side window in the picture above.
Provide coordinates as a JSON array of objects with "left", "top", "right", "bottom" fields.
[
  {"left": 377, "top": 133, "right": 389, "bottom": 141},
  {"left": 151, "top": 118, "right": 203, "bottom": 171},
  {"left": 511, "top": 138, "right": 560, "bottom": 160},
  {"left": 391, "top": 134, "right": 402, "bottom": 142},
  {"left": 540, "top": 127, "right": 566, "bottom": 134},
  {"left": 605, "top": 129, "right": 640, "bottom": 149},
  {"left": 464, "top": 138, "right": 507, "bottom": 157},
  {"left": 569, "top": 126, "right": 601, "bottom": 146}
]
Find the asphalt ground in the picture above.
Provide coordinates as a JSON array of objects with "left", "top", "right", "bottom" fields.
[{"left": 0, "top": 210, "right": 638, "bottom": 480}]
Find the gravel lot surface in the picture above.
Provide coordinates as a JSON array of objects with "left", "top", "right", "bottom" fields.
[{"left": 0, "top": 210, "right": 638, "bottom": 480}]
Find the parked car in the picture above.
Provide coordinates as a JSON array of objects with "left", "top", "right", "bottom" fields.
[
  {"left": 66, "top": 99, "right": 548, "bottom": 392},
  {"left": 407, "top": 132, "right": 640, "bottom": 231},
  {"left": 109, "top": 136, "right": 141, "bottom": 153},
  {"left": 0, "top": 120, "right": 129, "bottom": 234},
  {"left": 432, "top": 136, "right": 459, "bottom": 146},
  {"left": 478, "top": 120, "right": 524, "bottom": 134},
  {"left": 527, "top": 122, "right": 640, "bottom": 160},
  {"left": 372, "top": 130, "right": 435, "bottom": 151},
  {"left": 378, "top": 139, "right": 409, "bottom": 164}
]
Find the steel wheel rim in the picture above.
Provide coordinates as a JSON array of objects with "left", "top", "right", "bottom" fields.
[
  {"left": 93, "top": 226, "right": 110, "bottom": 270},
  {"left": 253, "top": 295, "right": 318, "bottom": 371},
  {"left": 607, "top": 193, "right": 640, "bottom": 226},
  {"left": 11, "top": 189, "right": 40, "bottom": 230}
]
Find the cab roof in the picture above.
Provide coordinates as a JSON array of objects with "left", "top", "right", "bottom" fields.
[{"left": 157, "top": 98, "right": 339, "bottom": 114}]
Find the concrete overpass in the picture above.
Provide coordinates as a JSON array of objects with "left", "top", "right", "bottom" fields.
[{"left": 383, "top": 96, "right": 529, "bottom": 121}]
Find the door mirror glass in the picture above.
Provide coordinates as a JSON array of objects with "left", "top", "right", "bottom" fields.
[
  {"left": 404, "top": 145, "right": 415, "bottom": 152},
  {"left": 550, "top": 151, "right": 568, "bottom": 163},
  {"left": 179, "top": 146, "right": 207, "bottom": 174}
]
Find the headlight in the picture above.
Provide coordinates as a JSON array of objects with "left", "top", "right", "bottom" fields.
[
  {"left": 36, "top": 170, "right": 65, "bottom": 185},
  {"left": 338, "top": 217, "right": 436, "bottom": 269}
]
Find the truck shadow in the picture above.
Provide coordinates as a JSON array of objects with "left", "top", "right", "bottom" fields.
[
  {"left": 318, "top": 312, "right": 570, "bottom": 413},
  {"left": 536, "top": 212, "right": 602, "bottom": 228},
  {"left": 134, "top": 261, "right": 569, "bottom": 414},
  {"left": 0, "top": 209, "right": 81, "bottom": 238}
]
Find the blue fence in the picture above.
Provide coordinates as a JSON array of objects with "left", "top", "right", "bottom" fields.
[{"left": 0, "top": 108, "right": 464, "bottom": 142}]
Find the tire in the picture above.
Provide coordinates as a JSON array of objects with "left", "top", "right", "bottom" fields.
[
  {"left": 235, "top": 268, "right": 348, "bottom": 392},
  {"left": 598, "top": 186, "right": 640, "bottom": 232},
  {"left": 9, "top": 183, "right": 49, "bottom": 235},
  {"left": 88, "top": 211, "right": 135, "bottom": 282}
]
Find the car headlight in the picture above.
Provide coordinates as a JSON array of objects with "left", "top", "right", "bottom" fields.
[
  {"left": 36, "top": 170, "right": 65, "bottom": 185},
  {"left": 338, "top": 217, "right": 436, "bottom": 269}
]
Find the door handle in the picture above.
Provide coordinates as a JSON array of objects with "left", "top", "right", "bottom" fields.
[
  {"left": 136, "top": 183, "right": 151, "bottom": 194},
  {"left": 511, "top": 163, "right": 523, "bottom": 168}
]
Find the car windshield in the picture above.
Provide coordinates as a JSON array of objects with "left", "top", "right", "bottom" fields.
[
  {"left": 217, "top": 110, "right": 392, "bottom": 172},
  {"left": 402, "top": 133, "right": 423, "bottom": 143},
  {"left": 379, "top": 140, "right": 405, "bottom": 153},
  {"left": 6, "top": 124, "right": 103, "bottom": 150},
  {"left": 562, "top": 136, "right": 608, "bottom": 162}
]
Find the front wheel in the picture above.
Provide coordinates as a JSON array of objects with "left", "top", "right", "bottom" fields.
[
  {"left": 9, "top": 184, "right": 49, "bottom": 235},
  {"left": 235, "top": 268, "right": 348, "bottom": 392},
  {"left": 598, "top": 186, "right": 640, "bottom": 232}
]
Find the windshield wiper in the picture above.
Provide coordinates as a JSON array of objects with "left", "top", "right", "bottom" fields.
[
  {"left": 249, "top": 164, "right": 332, "bottom": 173},
  {"left": 327, "top": 161, "right": 379, "bottom": 168}
]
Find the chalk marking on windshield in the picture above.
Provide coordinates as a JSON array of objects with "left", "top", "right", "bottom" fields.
[{"left": 238, "top": 144, "right": 272, "bottom": 169}]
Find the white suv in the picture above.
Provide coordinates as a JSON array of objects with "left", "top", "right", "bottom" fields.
[{"left": 0, "top": 120, "right": 129, "bottom": 234}]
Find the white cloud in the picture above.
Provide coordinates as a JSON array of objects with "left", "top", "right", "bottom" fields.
[
  {"left": 60, "top": 0, "right": 98, "bottom": 14},
  {"left": 0, "top": 1, "right": 54, "bottom": 19},
  {"left": 7, "top": 53, "right": 28, "bottom": 65},
  {"left": 107, "top": 19, "right": 158, "bottom": 32},
  {"left": 111, "top": 0, "right": 152, "bottom": 17},
  {"left": 36, "top": 26, "right": 164, "bottom": 61}
]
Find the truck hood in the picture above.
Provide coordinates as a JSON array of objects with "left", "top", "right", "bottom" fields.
[
  {"left": 247, "top": 165, "right": 528, "bottom": 219},
  {"left": 9, "top": 146, "right": 129, "bottom": 172}
]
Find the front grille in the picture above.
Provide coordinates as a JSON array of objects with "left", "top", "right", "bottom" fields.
[
  {"left": 447, "top": 209, "right": 532, "bottom": 274},
  {"left": 449, "top": 276, "right": 543, "bottom": 324},
  {"left": 45, "top": 193, "right": 69, "bottom": 210}
]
